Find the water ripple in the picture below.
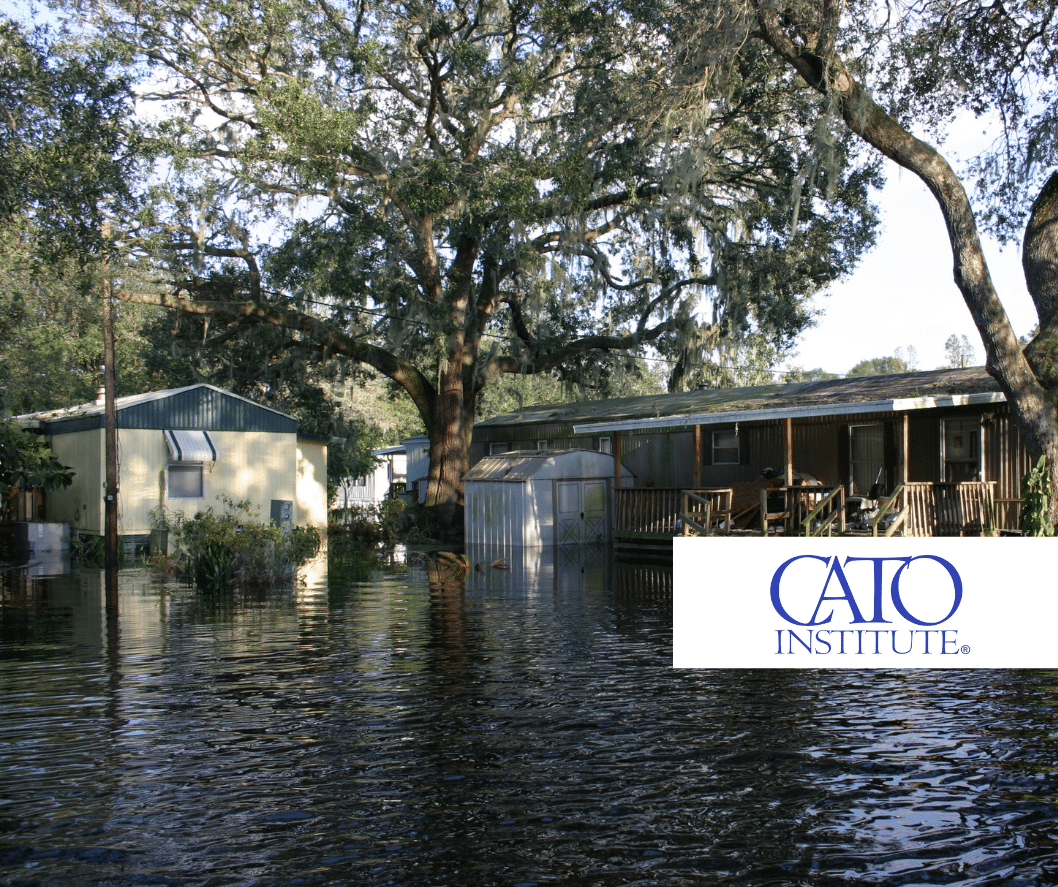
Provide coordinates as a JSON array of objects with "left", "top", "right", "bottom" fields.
[{"left": 1, "top": 563, "right": 1057, "bottom": 885}]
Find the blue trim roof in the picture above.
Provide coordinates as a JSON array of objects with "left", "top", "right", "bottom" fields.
[{"left": 14, "top": 385, "right": 297, "bottom": 435}]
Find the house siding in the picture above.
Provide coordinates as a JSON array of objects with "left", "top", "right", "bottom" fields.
[
  {"left": 47, "top": 428, "right": 104, "bottom": 535},
  {"left": 118, "top": 428, "right": 167, "bottom": 536},
  {"left": 44, "top": 426, "right": 316, "bottom": 537},
  {"left": 21, "top": 385, "right": 329, "bottom": 541},
  {"left": 296, "top": 438, "right": 329, "bottom": 529},
  {"left": 621, "top": 431, "right": 690, "bottom": 488},
  {"left": 114, "top": 428, "right": 298, "bottom": 535}
]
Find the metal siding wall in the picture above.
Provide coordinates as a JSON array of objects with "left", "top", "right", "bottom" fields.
[
  {"left": 700, "top": 461, "right": 759, "bottom": 485},
  {"left": 755, "top": 424, "right": 787, "bottom": 475},
  {"left": 529, "top": 477, "right": 546, "bottom": 546},
  {"left": 465, "top": 481, "right": 528, "bottom": 547},
  {"left": 404, "top": 440, "right": 431, "bottom": 487},
  {"left": 478, "top": 422, "right": 574, "bottom": 445},
  {"left": 296, "top": 439, "right": 329, "bottom": 529},
  {"left": 620, "top": 431, "right": 692, "bottom": 488},
  {"left": 619, "top": 423, "right": 799, "bottom": 487},
  {"left": 908, "top": 415, "right": 940, "bottom": 481},
  {"left": 473, "top": 422, "right": 626, "bottom": 459},
  {"left": 463, "top": 483, "right": 484, "bottom": 544},
  {"left": 792, "top": 423, "right": 841, "bottom": 485},
  {"left": 990, "top": 411, "right": 1029, "bottom": 507},
  {"left": 153, "top": 430, "right": 296, "bottom": 530},
  {"left": 117, "top": 428, "right": 166, "bottom": 536},
  {"left": 47, "top": 428, "right": 104, "bottom": 534}
]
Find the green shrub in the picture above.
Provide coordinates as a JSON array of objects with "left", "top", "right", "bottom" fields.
[
  {"left": 329, "top": 497, "right": 409, "bottom": 544},
  {"left": 72, "top": 532, "right": 126, "bottom": 568},
  {"left": 1021, "top": 456, "right": 1056, "bottom": 537},
  {"left": 152, "top": 498, "right": 322, "bottom": 592}
]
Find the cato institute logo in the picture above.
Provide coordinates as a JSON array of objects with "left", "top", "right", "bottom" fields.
[
  {"left": 769, "top": 554, "right": 967, "bottom": 657},
  {"left": 673, "top": 537, "right": 1052, "bottom": 669}
]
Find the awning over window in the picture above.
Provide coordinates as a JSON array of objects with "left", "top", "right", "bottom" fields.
[{"left": 165, "top": 429, "right": 217, "bottom": 463}]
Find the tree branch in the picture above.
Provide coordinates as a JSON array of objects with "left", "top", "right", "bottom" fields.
[
  {"left": 119, "top": 289, "right": 439, "bottom": 432},
  {"left": 755, "top": 4, "right": 1055, "bottom": 459}
]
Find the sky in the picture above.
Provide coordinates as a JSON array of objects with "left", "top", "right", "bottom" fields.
[{"left": 785, "top": 162, "right": 1039, "bottom": 377}]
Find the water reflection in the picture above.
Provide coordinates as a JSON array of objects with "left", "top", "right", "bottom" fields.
[{"left": 1, "top": 547, "right": 1057, "bottom": 885}]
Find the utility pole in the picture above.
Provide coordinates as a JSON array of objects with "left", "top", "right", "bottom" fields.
[{"left": 101, "top": 221, "right": 119, "bottom": 608}]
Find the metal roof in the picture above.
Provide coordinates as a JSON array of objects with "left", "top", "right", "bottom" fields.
[
  {"left": 472, "top": 367, "right": 1005, "bottom": 434},
  {"left": 14, "top": 384, "right": 298, "bottom": 434},
  {"left": 464, "top": 449, "right": 632, "bottom": 483}
]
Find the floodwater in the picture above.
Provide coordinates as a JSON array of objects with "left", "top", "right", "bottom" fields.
[{"left": 1, "top": 543, "right": 1057, "bottom": 886}]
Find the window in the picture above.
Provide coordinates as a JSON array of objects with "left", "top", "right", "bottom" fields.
[
  {"left": 167, "top": 463, "right": 204, "bottom": 499},
  {"left": 164, "top": 429, "right": 214, "bottom": 499},
  {"left": 597, "top": 436, "right": 612, "bottom": 454},
  {"left": 850, "top": 424, "right": 884, "bottom": 495},
  {"left": 536, "top": 440, "right": 549, "bottom": 450},
  {"left": 712, "top": 429, "right": 739, "bottom": 464},
  {"left": 942, "top": 418, "right": 980, "bottom": 482},
  {"left": 489, "top": 442, "right": 509, "bottom": 455}
]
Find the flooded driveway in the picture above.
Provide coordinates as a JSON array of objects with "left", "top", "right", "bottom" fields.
[{"left": 1, "top": 545, "right": 1057, "bottom": 885}]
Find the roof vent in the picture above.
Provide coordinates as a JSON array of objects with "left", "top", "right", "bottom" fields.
[{"left": 95, "top": 386, "right": 107, "bottom": 406}]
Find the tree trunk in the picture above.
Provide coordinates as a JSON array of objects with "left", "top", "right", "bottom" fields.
[
  {"left": 1023, "top": 172, "right": 1058, "bottom": 389},
  {"left": 421, "top": 237, "right": 479, "bottom": 527},
  {"left": 423, "top": 354, "right": 470, "bottom": 525},
  {"left": 1022, "top": 171, "right": 1058, "bottom": 523}
]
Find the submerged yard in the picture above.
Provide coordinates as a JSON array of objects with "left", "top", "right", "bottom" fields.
[{"left": 1, "top": 545, "right": 1056, "bottom": 885}]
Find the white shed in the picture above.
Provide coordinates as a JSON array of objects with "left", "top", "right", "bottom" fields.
[{"left": 464, "top": 449, "right": 633, "bottom": 547}]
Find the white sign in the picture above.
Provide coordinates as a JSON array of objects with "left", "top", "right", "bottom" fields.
[{"left": 673, "top": 537, "right": 1058, "bottom": 668}]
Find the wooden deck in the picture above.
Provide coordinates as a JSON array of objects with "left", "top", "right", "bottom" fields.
[{"left": 613, "top": 481, "right": 1012, "bottom": 548}]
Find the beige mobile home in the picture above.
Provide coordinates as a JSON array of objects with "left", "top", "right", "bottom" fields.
[{"left": 15, "top": 385, "right": 328, "bottom": 547}]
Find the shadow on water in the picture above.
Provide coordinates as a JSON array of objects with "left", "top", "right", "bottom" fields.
[{"left": 1, "top": 545, "right": 1058, "bottom": 885}]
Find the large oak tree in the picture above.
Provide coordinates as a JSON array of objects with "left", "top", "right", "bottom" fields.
[{"left": 60, "top": 0, "right": 878, "bottom": 517}]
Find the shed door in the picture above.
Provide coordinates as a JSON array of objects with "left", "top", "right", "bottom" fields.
[{"left": 555, "top": 479, "right": 610, "bottom": 543}]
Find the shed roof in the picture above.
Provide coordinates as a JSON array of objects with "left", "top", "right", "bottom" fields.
[
  {"left": 474, "top": 367, "right": 1004, "bottom": 434},
  {"left": 13, "top": 384, "right": 298, "bottom": 435},
  {"left": 464, "top": 449, "right": 632, "bottom": 483}
]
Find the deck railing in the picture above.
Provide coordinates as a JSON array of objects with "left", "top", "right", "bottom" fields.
[
  {"left": 615, "top": 488, "right": 733, "bottom": 537},
  {"left": 897, "top": 481, "right": 999, "bottom": 536},
  {"left": 867, "top": 487, "right": 909, "bottom": 536},
  {"left": 799, "top": 486, "right": 846, "bottom": 536},
  {"left": 614, "top": 481, "right": 1009, "bottom": 539},
  {"left": 679, "top": 489, "right": 735, "bottom": 536},
  {"left": 759, "top": 485, "right": 845, "bottom": 536}
]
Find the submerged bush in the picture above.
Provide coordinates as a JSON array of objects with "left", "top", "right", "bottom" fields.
[
  {"left": 152, "top": 498, "right": 321, "bottom": 592},
  {"left": 329, "top": 497, "right": 408, "bottom": 544}
]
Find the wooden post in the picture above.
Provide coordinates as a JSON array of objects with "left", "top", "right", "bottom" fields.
[
  {"left": 102, "top": 222, "right": 119, "bottom": 610},
  {"left": 899, "top": 413, "right": 910, "bottom": 486},
  {"left": 693, "top": 425, "right": 702, "bottom": 489},
  {"left": 784, "top": 417, "right": 794, "bottom": 486},
  {"left": 613, "top": 431, "right": 622, "bottom": 488}
]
